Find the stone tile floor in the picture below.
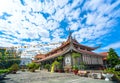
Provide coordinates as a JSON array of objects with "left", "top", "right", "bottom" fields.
[{"left": 0, "top": 70, "right": 117, "bottom": 83}]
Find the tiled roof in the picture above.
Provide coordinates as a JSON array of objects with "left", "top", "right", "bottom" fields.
[
  {"left": 44, "top": 38, "right": 97, "bottom": 57},
  {"left": 35, "top": 54, "right": 45, "bottom": 59},
  {"left": 38, "top": 48, "right": 69, "bottom": 62},
  {"left": 99, "top": 52, "right": 108, "bottom": 56},
  {"left": 37, "top": 47, "right": 103, "bottom": 62},
  {"left": 99, "top": 52, "right": 108, "bottom": 60},
  {"left": 36, "top": 34, "right": 102, "bottom": 62},
  {"left": 79, "top": 49, "right": 103, "bottom": 57},
  {"left": 73, "top": 41, "right": 96, "bottom": 51},
  {"left": 45, "top": 41, "right": 69, "bottom": 56}
]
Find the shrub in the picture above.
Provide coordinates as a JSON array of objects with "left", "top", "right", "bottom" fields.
[
  {"left": 8, "top": 63, "right": 19, "bottom": 74},
  {"left": 35, "top": 63, "right": 40, "bottom": 69},
  {"left": 0, "top": 69, "right": 9, "bottom": 74},
  {"left": 27, "top": 62, "right": 40, "bottom": 72},
  {"left": 114, "top": 71, "right": 120, "bottom": 80},
  {"left": 104, "top": 68, "right": 120, "bottom": 81},
  {"left": 45, "top": 64, "right": 51, "bottom": 71},
  {"left": 73, "top": 65, "right": 78, "bottom": 70},
  {"left": 9, "top": 63, "right": 19, "bottom": 72},
  {"left": 103, "top": 68, "right": 115, "bottom": 74}
]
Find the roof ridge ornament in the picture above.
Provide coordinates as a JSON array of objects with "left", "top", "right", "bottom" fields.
[{"left": 68, "top": 28, "right": 72, "bottom": 40}]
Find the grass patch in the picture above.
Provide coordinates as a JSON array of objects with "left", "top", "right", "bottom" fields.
[{"left": 0, "top": 69, "right": 9, "bottom": 74}]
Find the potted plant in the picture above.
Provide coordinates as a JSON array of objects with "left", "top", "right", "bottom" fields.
[
  {"left": 73, "top": 65, "right": 79, "bottom": 75},
  {"left": 58, "top": 64, "right": 63, "bottom": 73},
  {"left": 57, "top": 56, "right": 63, "bottom": 72}
]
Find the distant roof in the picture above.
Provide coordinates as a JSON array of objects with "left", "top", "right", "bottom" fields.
[
  {"left": 35, "top": 54, "right": 45, "bottom": 59},
  {"left": 99, "top": 52, "right": 108, "bottom": 57},
  {"left": 99, "top": 52, "right": 108, "bottom": 60}
]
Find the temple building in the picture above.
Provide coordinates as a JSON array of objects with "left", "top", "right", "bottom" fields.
[{"left": 35, "top": 33, "right": 104, "bottom": 70}]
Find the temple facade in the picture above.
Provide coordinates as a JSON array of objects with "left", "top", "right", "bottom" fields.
[{"left": 36, "top": 33, "right": 103, "bottom": 70}]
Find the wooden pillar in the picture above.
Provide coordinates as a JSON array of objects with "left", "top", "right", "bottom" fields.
[
  {"left": 93, "top": 57, "right": 95, "bottom": 64},
  {"left": 90, "top": 55, "right": 92, "bottom": 64},
  {"left": 92, "top": 56, "right": 94, "bottom": 64},
  {"left": 86, "top": 56, "right": 88, "bottom": 64},
  {"left": 98, "top": 57, "right": 100, "bottom": 64},
  {"left": 85, "top": 55, "right": 87, "bottom": 64},
  {"left": 88, "top": 56, "right": 90, "bottom": 64},
  {"left": 71, "top": 52, "right": 73, "bottom": 67},
  {"left": 82, "top": 54, "right": 85, "bottom": 63},
  {"left": 97, "top": 56, "right": 99, "bottom": 64},
  {"left": 84, "top": 55, "right": 86, "bottom": 64}
]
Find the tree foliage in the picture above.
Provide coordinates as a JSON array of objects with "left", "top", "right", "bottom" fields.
[
  {"left": 72, "top": 52, "right": 81, "bottom": 65},
  {"left": 9, "top": 63, "right": 19, "bottom": 72},
  {"left": 27, "top": 62, "right": 40, "bottom": 72},
  {"left": 45, "top": 64, "right": 51, "bottom": 71},
  {"left": 0, "top": 48, "right": 20, "bottom": 69},
  {"left": 72, "top": 52, "right": 81, "bottom": 59},
  {"left": 107, "top": 48, "right": 120, "bottom": 68},
  {"left": 57, "top": 56, "right": 63, "bottom": 62}
]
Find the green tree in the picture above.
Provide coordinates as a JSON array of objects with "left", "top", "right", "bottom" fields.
[
  {"left": 52, "top": 60, "right": 60, "bottom": 71},
  {"left": 27, "top": 62, "right": 40, "bottom": 72},
  {"left": 107, "top": 48, "right": 120, "bottom": 68},
  {"left": 45, "top": 64, "right": 51, "bottom": 71},
  {"left": 9, "top": 63, "right": 19, "bottom": 72},
  {"left": 0, "top": 52, "right": 2, "bottom": 59},
  {"left": 57, "top": 56, "right": 63, "bottom": 62},
  {"left": 0, "top": 48, "right": 20, "bottom": 69},
  {"left": 72, "top": 52, "right": 81, "bottom": 65}
]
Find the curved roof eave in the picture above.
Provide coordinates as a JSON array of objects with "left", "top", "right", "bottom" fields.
[{"left": 38, "top": 46, "right": 72, "bottom": 62}]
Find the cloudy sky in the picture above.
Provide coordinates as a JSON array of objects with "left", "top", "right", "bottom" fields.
[{"left": 0, "top": 0, "right": 120, "bottom": 55}]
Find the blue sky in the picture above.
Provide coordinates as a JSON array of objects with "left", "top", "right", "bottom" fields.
[{"left": 0, "top": 0, "right": 120, "bottom": 56}]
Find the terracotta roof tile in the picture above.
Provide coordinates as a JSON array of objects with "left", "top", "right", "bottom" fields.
[
  {"left": 73, "top": 41, "right": 96, "bottom": 50},
  {"left": 38, "top": 49, "right": 67, "bottom": 62},
  {"left": 35, "top": 54, "right": 45, "bottom": 59},
  {"left": 99, "top": 52, "right": 108, "bottom": 60},
  {"left": 76, "top": 49, "right": 103, "bottom": 57},
  {"left": 45, "top": 41, "right": 69, "bottom": 56},
  {"left": 99, "top": 52, "right": 108, "bottom": 57}
]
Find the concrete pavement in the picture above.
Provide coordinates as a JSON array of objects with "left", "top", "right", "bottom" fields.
[{"left": 0, "top": 70, "right": 117, "bottom": 83}]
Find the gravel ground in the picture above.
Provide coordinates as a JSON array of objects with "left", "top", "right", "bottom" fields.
[{"left": 0, "top": 70, "right": 117, "bottom": 83}]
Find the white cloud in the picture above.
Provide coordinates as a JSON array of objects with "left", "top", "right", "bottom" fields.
[
  {"left": 0, "top": 0, "right": 120, "bottom": 55},
  {"left": 102, "top": 42, "right": 120, "bottom": 50},
  {"left": 73, "top": 25, "right": 109, "bottom": 42},
  {"left": 86, "top": 12, "right": 97, "bottom": 25},
  {"left": 45, "top": 20, "right": 59, "bottom": 30},
  {"left": 72, "top": 0, "right": 120, "bottom": 43},
  {"left": 69, "top": 22, "right": 80, "bottom": 30},
  {"left": 53, "top": 0, "right": 68, "bottom": 8},
  {"left": 83, "top": 0, "right": 103, "bottom": 11}
]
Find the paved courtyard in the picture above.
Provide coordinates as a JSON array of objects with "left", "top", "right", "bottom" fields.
[{"left": 0, "top": 70, "right": 117, "bottom": 83}]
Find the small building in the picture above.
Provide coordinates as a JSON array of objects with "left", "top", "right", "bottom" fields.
[
  {"left": 36, "top": 33, "right": 104, "bottom": 70},
  {"left": 33, "top": 54, "right": 45, "bottom": 63},
  {"left": 99, "top": 52, "right": 108, "bottom": 68},
  {"left": 34, "top": 54, "right": 45, "bottom": 60}
]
